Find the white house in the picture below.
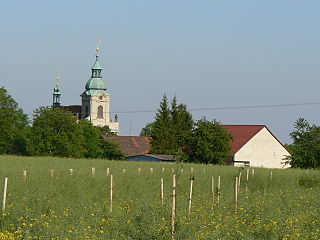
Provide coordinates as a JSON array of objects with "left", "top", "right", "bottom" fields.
[{"left": 223, "top": 125, "right": 290, "bottom": 169}]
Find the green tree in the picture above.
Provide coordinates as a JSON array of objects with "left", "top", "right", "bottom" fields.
[
  {"left": 28, "top": 107, "right": 85, "bottom": 158},
  {"left": 171, "top": 99, "right": 193, "bottom": 148},
  {"left": 184, "top": 117, "right": 233, "bottom": 164},
  {"left": 79, "top": 120, "right": 103, "bottom": 158},
  {"left": 79, "top": 120, "right": 125, "bottom": 160},
  {"left": 150, "top": 94, "right": 174, "bottom": 154},
  {"left": 142, "top": 94, "right": 193, "bottom": 155},
  {"left": 0, "top": 87, "right": 29, "bottom": 154},
  {"left": 100, "top": 138, "right": 126, "bottom": 160},
  {"left": 286, "top": 118, "right": 320, "bottom": 168},
  {"left": 140, "top": 122, "right": 155, "bottom": 137},
  {"left": 97, "top": 125, "right": 116, "bottom": 136}
]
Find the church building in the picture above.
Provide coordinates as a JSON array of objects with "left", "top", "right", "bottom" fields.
[{"left": 52, "top": 46, "right": 120, "bottom": 135}]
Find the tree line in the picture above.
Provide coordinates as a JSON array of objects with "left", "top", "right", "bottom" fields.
[
  {"left": 0, "top": 87, "right": 125, "bottom": 159},
  {"left": 141, "top": 94, "right": 320, "bottom": 168},
  {"left": 1, "top": 86, "right": 319, "bottom": 168}
]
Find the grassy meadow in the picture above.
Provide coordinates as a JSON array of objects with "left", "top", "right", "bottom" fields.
[{"left": 0, "top": 155, "right": 320, "bottom": 240}]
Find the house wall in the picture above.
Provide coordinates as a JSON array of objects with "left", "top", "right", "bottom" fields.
[{"left": 234, "top": 127, "right": 290, "bottom": 168}]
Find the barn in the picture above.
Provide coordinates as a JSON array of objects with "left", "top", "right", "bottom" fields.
[{"left": 223, "top": 125, "right": 290, "bottom": 168}]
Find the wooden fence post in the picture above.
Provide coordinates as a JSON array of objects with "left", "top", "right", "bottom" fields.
[
  {"left": 91, "top": 167, "right": 96, "bottom": 176},
  {"left": 172, "top": 174, "right": 176, "bottom": 240},
  {"left": 2, "top": 177, "right": 8, "bottom": 212},
  {"left": 246, "top": 168, "right": 249, "bottom": 191},
  {"left": 50, "top": 169, "right": 54, "bottom": 177},
  {"left": 217, "top": 176, "right": 221, "bottom": 205},
  {"left": 110, "top": 175, "right": 113, "bottom": 213},
  {"left": 211, "top": 176, "right": 214, "bottom": 209},
  {"left": 161, "top": 178, "right": 164, "bottom": 203},
  {"left": 188, "top": 179, "right": 194, "bottom": 215},
  {"left": 23, "top": 170, "right": 27, "bottom": 181},
  {"left": 106, "top": 168, "right": 110, "bottom": 176},
  {"left": 238, "top": 172, "right": 241, "bottom": 196},
  {"left": 235, "top": 177, "right": 238, "bottom": 210}
]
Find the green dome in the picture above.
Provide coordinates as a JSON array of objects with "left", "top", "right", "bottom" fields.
[{"left": 85, "top": 77, "right": 106, "bottom": 90}]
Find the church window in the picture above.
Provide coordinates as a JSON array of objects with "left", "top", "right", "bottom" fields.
[{"left": 97, "top": 105, "right": 103, "bottom": 118}]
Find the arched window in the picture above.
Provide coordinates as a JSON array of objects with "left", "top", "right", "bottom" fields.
[{"left": 97, "top": 105, "right": 103, "bottom": 118}]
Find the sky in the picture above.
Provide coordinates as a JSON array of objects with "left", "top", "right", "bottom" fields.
[{"left": 1, "top": 0, "right": 320, "bottom": 143}]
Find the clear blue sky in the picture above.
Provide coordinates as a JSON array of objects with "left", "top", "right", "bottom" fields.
[{"left": 1, "top": 0, "right": 320, "bottom": 143}]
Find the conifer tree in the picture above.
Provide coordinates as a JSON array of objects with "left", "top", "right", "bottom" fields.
[
  {"left": 142, "top": 94, "right": 193, "bottom": 155},
  {"left": 170, "top": 96, "right": 193, "bottom": 150},
  {"left": 150, "top": 94, "right": 174, "bottom": 153}
]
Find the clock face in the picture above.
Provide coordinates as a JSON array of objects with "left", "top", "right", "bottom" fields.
[{"left": 99, "top": 96, "right": 103, "bottom": 100}]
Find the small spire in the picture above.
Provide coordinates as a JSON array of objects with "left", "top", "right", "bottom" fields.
[
  {"left": 56, "top": 71, "right": 60, "bottom": 87},
  {"left": 91, "top": 38, "right": 103, "bottom": 74},
  {"left": 96, "top": 37, "right": 102, "bottom": 57},
  {"left": 53, "top": 71, "right": 61, "bottom": 107}
]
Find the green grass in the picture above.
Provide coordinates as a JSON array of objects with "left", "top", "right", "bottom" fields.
[{"left": 0, "top": 155, "right": 320, "bottom": 239}]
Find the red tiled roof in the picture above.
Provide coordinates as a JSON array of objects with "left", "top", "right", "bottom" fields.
[
  {"left": 103, "top": 136, "right": 152, "bottom": 157},
  {"left": 62, "top": 105, "right": 82, "bottom": 119},
  {"left": 222, "top": 125, "right": 265, "bottom": 155}
]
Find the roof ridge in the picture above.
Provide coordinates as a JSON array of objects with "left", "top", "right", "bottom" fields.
[{"left": 222, "top": 124, "right": 266, "bottom": 127}]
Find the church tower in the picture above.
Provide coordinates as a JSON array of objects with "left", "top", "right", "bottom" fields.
[
  {"left": 52, "top": 71, "right": 61, "bottom": 107},
  {"left": 81, "top": 46, "right": 120, "bottom": 135}
]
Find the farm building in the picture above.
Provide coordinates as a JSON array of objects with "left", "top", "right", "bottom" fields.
[
  {"left": 104, "top": 125, "right": 290, "bottom": 168},
  {"left": 223, "top": 125, "right": 290, "bottom": 169}
]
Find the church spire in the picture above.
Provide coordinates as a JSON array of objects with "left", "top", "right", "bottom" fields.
[
  {"left": 52, "top": 71, "right": 61, "bottom": 107},
  {"left": 91, "top": 38, "right": 102, "bottom": 78}
]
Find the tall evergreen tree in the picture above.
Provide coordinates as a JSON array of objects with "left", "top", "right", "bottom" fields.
[
  {"left": 150, "top": 94, "right": 174, "bottom": 153},
  {"left": 141, "top": 94, "right": 193, "bottom": 155},
  {"left": 170, "top": 96, "right": 193, "bottom": 150}
]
